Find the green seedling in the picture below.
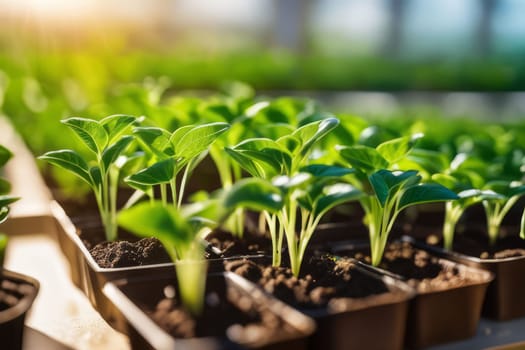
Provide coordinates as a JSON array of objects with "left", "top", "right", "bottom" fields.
[
  {"left": 338, "top": 135, "right": 458, "bottom": 266},
  {"left": 225, "top": 117, "right": 360, "bottom": 275},
  {"left": 481, "top": 181, "right": 525, "bottom": 246},
  {"left": 125, "top": 122, "right": 229, "bottom": 208},
  {"left": 118, "top": 180, "right": 281, "bottom": 315},
  {"left": 39, "top": 115, "right": 138, "bottom": 241}
]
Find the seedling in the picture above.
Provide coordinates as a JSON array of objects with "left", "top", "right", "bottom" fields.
[
  {"left": 125, "top": 122, "right": 229, "bottom": 208},
  {"left": 118, "top": 181, "right": 281, "bottom": 315},
  {"left": 481, "top": 181, "right": 525, "bottom": 246},
  {"left": 39, "top": 115, "right": 138, "bottom": 241},
  {"left": 0, "top": 145, "right": 20, "bottom": 224},
  {"left": 225, "top": 117, "right": 362, "bottom": 275},
  {"left": 406, "top": 150, "right": 495, "bottom": 250},
  {"left": 338, "top": 135, "right": 458, "bottom": 266}
]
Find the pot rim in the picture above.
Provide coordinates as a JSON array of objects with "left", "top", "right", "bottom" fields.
[{"left": 0, "top": 269, "right": 39, "bottom": 323}]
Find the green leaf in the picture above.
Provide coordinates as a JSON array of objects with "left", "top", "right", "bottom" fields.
[
  {"left": 0, "top": 207, "right": 9, "bottom": 224},
  {"left": 100, "top": 115, "right": 136, "bottom": 144},
  {"left": 89, "top": 167, "right": 103, "bottom": 191},
  {"left": 293, "top": 117, "right": 339, "bottom": 158},
  {"left": 0, "top": 145, "right": 12, "bottom": 168},
  {"left": 173, "top": 122, "right": 230, "bottom": 161},
  {"left": 277, "top": 134, "right": 301, "bottom": 154},
  {"left": 133, "top": 127, "right": 173, "bottom": 159},
  {"left": 484, "top": 181, "right": 525, "bottom": 198},
  {"left": 313, "top": 183, "right": 363, "bottom": 217},
  {"left": 407, "top": 149, "right": 448, "bottom": 174},
  {"left": 377, "top": 133, "right": 422, "bottom": 164},
  {"left": 369, "top": 170, "right": 420, "bottom": 207},
  {"left": 126, "top": 158, "right": 176, "bottom": 185},
  {"left": 62, "top": 117, "right": 108, "bottom": 155},
  {"left": 118, "top": 202, "right": 194, "bottom": 253},
  {"left": 0, "top": 195, "right": 20, "bottom": 208},
  {"left": 224, "top": 178, "right": 283, "bottom": 213},
  {"left": 338, "top": 145, "right": 389, "bottom": 175},
  {"left": 225, "top": 147, "right": 266, "bottom": 178},
  {"left": 431, "top": 173, "right": 458, "bottom": 190},
  {"left": 226, "top": 138, "right": 291, "bottom": 179},
  {"left": 300, "top": 164, "right": 354, "bottom": 178},
  {"left": 399, "top": 184, "right": 459, "bottom": 211},
  {"left": 39, "top": 150, "right": 92, "bottom": 186},
  {"left": 101, "top": 136, "right": 134, "bottom": 174},
  {"left": 0, "top": 178, "right": 11, "bottom": 195}
]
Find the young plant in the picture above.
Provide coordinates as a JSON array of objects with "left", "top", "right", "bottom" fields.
[
  {"left": 0, "top": 145, "right": 20, "bottom": 224},
  {"left": 117, "top": 181, "right": 282, "bottom": 315},
  {"left": 125, "top": 122, "right": 230, "bottom": 208},
  {"left": 481, "top": 181, "right": 525, "bottom": 246},
  {"left": 338, "top": 135, "right": 459, "bottom": 266},
  {"left": 225, "top": 117, "right": 361, "bottom": 275},
  {"left": 39, "top": 115, "right": 138, "bottom": 241},
  {"left": 406, "top": 150, "right": 496, "bottom": 250}
]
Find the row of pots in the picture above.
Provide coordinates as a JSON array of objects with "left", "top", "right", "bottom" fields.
[{"left": 49, "top": 200, "right": 525, "bottom": 350}]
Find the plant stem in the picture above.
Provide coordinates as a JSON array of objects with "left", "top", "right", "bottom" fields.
[
  {"left": 443, "top": 202, "right": 463, "bottom": 251},
  {"left": 160, "top": 183, "right": 167, "bottom": 206}
]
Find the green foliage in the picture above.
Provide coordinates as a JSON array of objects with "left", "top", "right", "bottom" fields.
[
  {"left": 0, "top": 145, "right": 19, "bottom": 224},
  {"left": 225, "top": 117, "right": 363, "bottom": 276},
  {"left": 118, "top": 201, "right": 207, "bottom": 315},
  {"left": 125, "top": 122, "right": 230, "bottom": 208},
  {"left": 338, "top": 135, "right": 458, "bottom": 266},
  {"left": 39, "top": 115, "right": 138, "bottom": 241}
]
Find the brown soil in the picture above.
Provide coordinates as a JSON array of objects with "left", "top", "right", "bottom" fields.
[
  {"left": 149, "top": 276, "right": 295, "bottom": 343},
  {"left": 73, "top": 217, "right": 171, "bottom": 268},
  {"left": 425, "top": 229, "right": 525, "bottom": 259},
  {"left": 224, "top": 256, "right": 400, "bottom": 311},
  {"left": 90, "top": 238, "right": 171, "bottom": 268},
  {"left": 205, "top": 230, "right": 272, "bottom": 258},
  {"left": 350, "top": 242, "right": 487, "bottom": 292}
]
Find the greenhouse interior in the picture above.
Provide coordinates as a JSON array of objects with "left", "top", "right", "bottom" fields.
[{"left": 1, "top": 0, "right": 525, "bottom": 349}]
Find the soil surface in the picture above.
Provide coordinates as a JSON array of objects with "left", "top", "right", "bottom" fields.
[
  {"left": 73, "top": 218, "right": 171, "bottom": 268},
  {"left": 205, "top": 230, "right": 272, "bottom": 258},
  {"left": 224, "top": 256, "right": 405, "bottom": 312},
  {"left": 149, "top": 277, "right": 295, "bottom": 344},
  {"left": 425, "top": 229, "right": 525, "bottom": 259},
  {"left": 90, "top": 238, "right": 171, "bottom": 268},
  {"left": 348, "top": 242, "right": 487, "bottom": 292}
]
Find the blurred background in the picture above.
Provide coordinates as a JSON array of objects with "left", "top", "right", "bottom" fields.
[{"left": 1, "top": 0, "right": 524, "bottom": 127}]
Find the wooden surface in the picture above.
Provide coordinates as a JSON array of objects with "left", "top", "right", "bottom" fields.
[{"left": 5, "top": 232, "right": 130, "bottom": 350}]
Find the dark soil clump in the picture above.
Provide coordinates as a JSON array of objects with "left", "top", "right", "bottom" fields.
[
  {"left": 90, "top": 237, "right": 171, "bottom": 268},
  {"left": 225, "top": 256, "right": 395, "bottom": 311}
]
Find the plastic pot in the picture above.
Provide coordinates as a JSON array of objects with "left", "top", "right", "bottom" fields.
[
  {"left": 330, "top": 238, "right": 494, "bottom": 349},
  {"left": 409, "top": 236, "right": 525, "bottom": 321},
  {"left": 0, "top": 269, "right": 39, "bottom": 350},
  {"left": 103, "top": 271, "right": 316, "bottom": 350}
]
